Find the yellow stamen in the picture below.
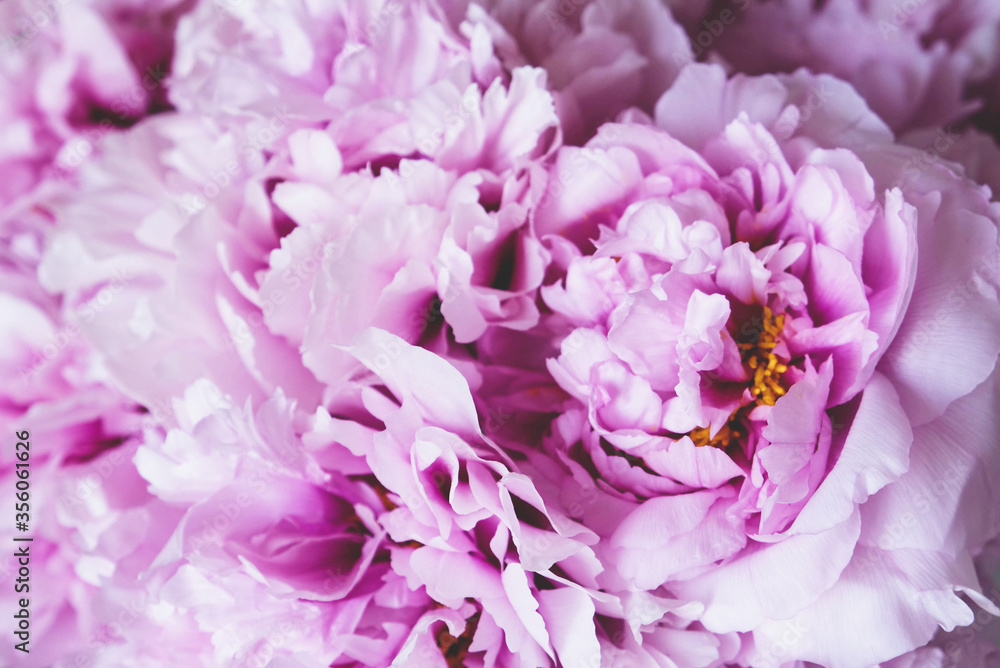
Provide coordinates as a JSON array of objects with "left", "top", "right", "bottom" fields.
[
  {"left": 690, "top": 417, "right": 742, "bottom": 448},
  {"left": 750, "top": 352, "right": 787, "bottom": 406},
  {"left": 436, "top": 610, "right": 482, "bottom": 668},
  {"left": 690, "top": 306, "right": 791, "bottom": 445}
]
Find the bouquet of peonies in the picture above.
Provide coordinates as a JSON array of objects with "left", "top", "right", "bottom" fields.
[{"left": 3, "top": 0, "right": 1000, "bottom": 666}]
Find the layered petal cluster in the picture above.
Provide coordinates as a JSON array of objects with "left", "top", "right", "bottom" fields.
[
  {"left": 447, "top": 0, "right": 693, "bottom": 144},
  {"left": 2, "top": 0, "right": 1000, "bottom": 667},
  {"left": 668, "top": 0, "right": 1000, "bottom": 210},
  {"left": 0, "top": 0, "right": 187, "bottom": 204},
  {"left": 0, "top": 278, "right": 172, "bottom": 668},
  {"left": 519, "top": 63, "right": 1000, "bottom": 667},
  {"left": 671, "top": 0, "right": 1000, "bottom": 134},
  {"left": 37, "top": 0, "right": 560, "bottom": 419}
]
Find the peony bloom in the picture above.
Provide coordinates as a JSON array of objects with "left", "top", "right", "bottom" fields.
[
  {"left": 0, "top": 0, "right": 187, "bottom": 343},
  {"left": 335, "top": 328, "right": 609, "bottom": 667},
  {"left": 261, "top": 96, "right": 556, "bottom": 389},
  {"left": 0, "top": 294, "right": 175, "bottom": 667},
  {"left": 38, "top": 112, "right": 328, "bottom": 425},
  {"left": 126, "top": 344, "right": 606, "bottom": 668},
  {"left": 37, "top": 0, "right": 561, "bottom": 417},
  {"left": 477, "top": 62, "right": 1000, "bottom": 666},
  {"left": 449, "top": 0, "right": 693, "bottom": 144},
  {"left": 126, "top": 383, "right": 428, "bottom": 668},
  {"left": 0, "top": 0, "right": 187, "bottom": 205},
  {"left": 6, "top": 0, "right": 1000, "bottom": 666},
  {"left": 670, "top": 0, "right": 1000, "bottom": 135}
]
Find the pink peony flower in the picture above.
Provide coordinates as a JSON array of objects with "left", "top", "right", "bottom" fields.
[
  {"left": 0, "top": 0, "right": 187, "bottom": 204},
  {"left": 37, "top": 0, "right": 560, "bottom": 417},
  {"left": 671, "top": 0, "right": 1000, "bottom": 134},
  {"left": 450, "top": 0, "right": 693, "bottom": 144},
  {"left": 125, "top": 383, "right": 431, "bottom": 667},
  {"left": 37, "top": 113, "right": 327, "bottom": 420},
  {"left": 0, "top": 330, "right": 174, "bottom": 667},
  {"left": 477, "top": 62, "right": 1000, "bottom": 666},
  {"left": 338, "top": 328, "right": 609, "bottom": 667},
  {"left": 6, "top": 1, "right": 1000, "bottom": 666}
]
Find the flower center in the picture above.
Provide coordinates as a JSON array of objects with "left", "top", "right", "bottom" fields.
[
  {"left": 740, "top": 306, "right": 789, "bottom": 407},
  {"left": 436, "top": 610, "right": 481, "bottom": 668},
  {"left": 690, "top": 306, "right": 790, "bottom": 448},
  {"left": 689, "top": 417, "right": 743, "bottom": 448}
]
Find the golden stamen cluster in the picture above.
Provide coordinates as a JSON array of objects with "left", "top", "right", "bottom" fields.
[
  {"left": 738, "top": 307, "right": 789, "bottom": 407},
  {"left": 690, "top": 306, "right": 790, "bottom": 447},
  {"left": 689, "top": 418, "right": 741, "bottom": 448},
  {"left": 436, "top": 610, "right": 482, "bottom": 668}
]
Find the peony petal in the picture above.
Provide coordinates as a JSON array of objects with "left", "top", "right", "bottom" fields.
[
  {"left": 750, "top": 546, "right": 998, "bottom": 668},
  {"left": 672, "top": 509, "right": 861, "bottom": 633},
  {"left": 859, "top": 370, "right": 1000, "bottom": 557},
  {"left": 789, "top": 372, "right": 911, "bottom": 536},
  {"left": 609, "top": 488, "right": 746, "bottom": 589},
  {"left": 346, "top": 328, "right": 482, "bottom": 438},
  {"left": 536, "top": 587, "right": 601, "bottom": 668}
]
